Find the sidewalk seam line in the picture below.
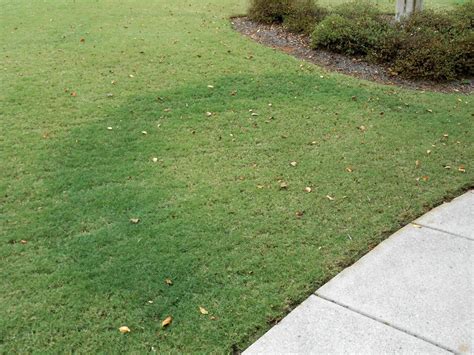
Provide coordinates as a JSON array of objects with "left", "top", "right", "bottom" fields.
[
  {"left": 415, "top": 223, "right": 473, "bottom": 242},
  {"left": 313, "top": 293, "right": 457, "bottom": 354}
]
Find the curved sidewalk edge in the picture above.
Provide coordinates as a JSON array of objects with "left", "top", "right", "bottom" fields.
[{"left": 244, "top": 190, "right": 473, "bottom": 355}]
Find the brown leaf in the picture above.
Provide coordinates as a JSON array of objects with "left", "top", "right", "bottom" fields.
[
  {"left": 70, "top": 91, "right": 77, "bottom": 97},
  {"left": 165, "top": 278, "right": 173, "bottom": 286},
  {"left": 345, "top": 167, "right": 353, "bottom": 173},
  {"left": 119, "top": 326, "right": 131, "bottom": 334},
  {"left": 20, "top": 239, "right": 28, "bottom": 245},
  {"left": 458, "top": 165, "right": 466, "bottom": 173},
  {"left": 80, "top": 38, "right": 85, "bottom": 43},
  {"left": 358, "top": 125, "right": 366, "bottom": 132},
  {"left": 279, "top": 182, "right": 289, "bottom": 190},
  {"left": 162, "top": 316, "right": 173, "bottom": 328},
  {"left": 415, "top": 160, "right": 421, "bottom": 168},
  {"left": 295, "top": 210, "right": 305, "bottom": 218},
  {"left": 199, "top": 306, "right": 209, "bottom": 315},
  {"left": 130, "top": 218, "right": 140, "bottom": 224},
  {"left": 421, "top": 176, "right": 429, "bottom": 181}
]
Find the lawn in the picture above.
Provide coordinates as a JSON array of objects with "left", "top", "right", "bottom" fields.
[{"left": 0, "top": 0, "right": 472, "bottom": 353}]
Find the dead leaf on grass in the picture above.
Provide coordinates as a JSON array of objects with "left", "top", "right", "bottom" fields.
[
  {"left": 290, "top": 161, "right": 297, "bottom": 167},
  {"left": 304, "top": 187, "right": 312, "bottom": 193},
  {"left": 130, "top": 218, "right": 140, "bottom": 224},
  {"left": 199, "top": 306, "right": 209, "bottom": 315},
  {"left": 119, "top": 326, "right": 131, "bottom": 334},
  {"left": 165, "top": 278, "right": 173, "bottom": 286},
  {"left": 162, "top": 316, "right": 173, "bottom": 328},
  {"left": 326, "top": 195, "right": 335, "bottom": 201},
  {"left": 458, "top": 165, "right": 466, "bottom": 173}
]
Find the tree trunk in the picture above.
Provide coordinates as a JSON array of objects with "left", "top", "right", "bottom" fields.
[{"left": 396, "top": 0, "right": 424, "bottom": 21}]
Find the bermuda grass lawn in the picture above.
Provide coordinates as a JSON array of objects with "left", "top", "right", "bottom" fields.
[{"left": 0, "top": 0, "right": 472, "bottom": 352}]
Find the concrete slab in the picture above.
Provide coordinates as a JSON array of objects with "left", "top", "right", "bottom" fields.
[
  {"left": 316, "top": 225, "right": 474, "bottom": 354},
  {"left": 244, "top": 295, "right": 448, "bottom": 354},
  {"left": 415, "top": 190, "right": 474, "bottom": 240}
]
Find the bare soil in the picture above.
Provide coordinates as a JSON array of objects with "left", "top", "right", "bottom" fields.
[{"left": 231, "top": 16, "right": 473, "bottom": 94}]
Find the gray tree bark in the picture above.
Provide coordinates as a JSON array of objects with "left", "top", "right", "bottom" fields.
[{"left": 396, "top": 0, "right": 424, "bottom": 21}]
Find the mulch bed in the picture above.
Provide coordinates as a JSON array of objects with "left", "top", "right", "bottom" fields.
[{"left": 231, "top": 16, "right": 473, "bottom": 94}]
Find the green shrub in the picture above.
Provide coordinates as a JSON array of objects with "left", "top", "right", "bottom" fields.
[
  {"left": 310, "top": 1, "right": 473, "bottom": 81},
  {"left": 248, "top": 0, "right": 292, "bottom": 24},
  {"left": 311, "top": 14, "right": 387, "bottom": 56},
  {"left": 334, "top": 0, "right": 381, "bottom": 20},
  {"left": 391, "top": 29, "right": 458, "bottom": 80},
  {"left": 283, "top": 0, "right": 327, "bottom": 34}
]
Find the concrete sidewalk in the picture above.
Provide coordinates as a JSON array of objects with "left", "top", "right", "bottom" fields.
[{"left": 245, "top": 191, "right": 473, "bottom": 354}]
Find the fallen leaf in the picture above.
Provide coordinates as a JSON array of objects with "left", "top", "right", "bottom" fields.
[
  {"left": 206, "top": 112, "right": 212, "bottom": 117},
  {"left": 162, "top": 316, "right": 173, "bottom": 328},
  {"left": 141, "top": 131, "right": 148, "bottom": 135},
  {"left": 358, "top": 125, "right": 366, "bottom": 132},
  {"left": 165, "top": 278, "right": 173, "bottom": 285},
  {"left": 421, "top": 176, "right": 429, "bottom": 181},
  {"left": 326, "top": 195, "right": 335, "bottom": 201},
  {"left": 70, "top": 91, "right": 77, "bottom": 97},
  {"left": 20, "top": 239, "right": 28, "bottom": 244},
  {"left": 251, "top": 112, "right": 259, "bottom": 116},
  {"left": 256, "top": 185, "right": 264, "bottom": 189},
  {"left": 106, "top": 93, "right": 114, "bottom": 98},
  {"left": 304, "top": 187, "right": 312, "bottom": 193},
  {"left": 412, "top": 223, "right": 422, "bottom": 229},
  {"left": 443, "top": 133, "right": 449, "bottom": 138},
  {"left": 426, "top": 109, "right": 433, "bottom": 113},
  {"left": 444, "top": 165, "right": 451, "bottom": 169},
  {"left": 279, "top": 182, "right": 288, "bottom": 190},
  {"left": 345, "top": 167, "right": 353, "bottom": 173},
  {"left": 107, "top": 126, "right": 113, "bottom": 130},
  {"left": 426, "top": 150, "right": 431, "bottom": 155},
  {"left": 295, "top": 210, "right": 305, "bottom": 218},
  {"left": 290, "top": 161, "right": 297, "bottom": 167},
  {"left": 207, "top": 85, "right": 214, "bottom": 89},
  {"left": 199, "top": 306, "right": 209, "bottom": 315},
  {"left": 80, "top": 38, "right": 85, "bottom": 43},
  {"left": 415, "top": 160, "right": 421, "bottom": 168},
  {"left": 119, "top": 326, "right": 131, "bottom": 334},
  {"left": 129, "top": 74, "right": 135, "bottom": 78},
  {"left": 130, "top": 218, "right": 140, "bottom": 224},
  {"left": 310, "top": 141, "right": 317, "bottom": 145},
  {"left": 458, "top": 165, "right": 466, "bottom": 173},
  {"left": 210, "top": 316, "right": 217, "bottom": 320},
  {"left": 152, "top": 157, "right": 158, "bottom": 163}
]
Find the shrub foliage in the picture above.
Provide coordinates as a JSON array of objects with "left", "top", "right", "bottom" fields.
[{"left": 248, "top": 0, "right": 473, "bottom": 81}]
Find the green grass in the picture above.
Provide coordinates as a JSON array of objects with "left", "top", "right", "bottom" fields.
[{"left": 0, "top": 0, "right": 472, "bottom": 353}]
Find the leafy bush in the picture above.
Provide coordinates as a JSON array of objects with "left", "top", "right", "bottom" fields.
[
  {"left": 311, "top": 3, "right": 388, "bottom": 56},
  {"left": 310, "top": 1, "right": 473, "bottom": 81},
  {"left": 248, "top": 0, "right": 292, "bottom": 24},
  {"left": 283, "top": 0, "right": 327, "bottom": 34},
  {"left": 390, "top": 6, "right": 474, "bottom": 80}
]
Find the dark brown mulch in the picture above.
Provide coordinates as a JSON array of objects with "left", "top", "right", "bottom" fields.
[{"left": 231, "top": 16, "right": 473, "bottom": 94}]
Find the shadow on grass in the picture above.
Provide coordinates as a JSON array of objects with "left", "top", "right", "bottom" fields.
[{"left": 22, "top": 71, "right": 473, "bottom": 351}]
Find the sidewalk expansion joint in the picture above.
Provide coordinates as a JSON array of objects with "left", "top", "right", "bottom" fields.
[
  {"left": 313, "top": 293, "right": 457, "bottom": 354},
  {"left": 415, "top": 223, "right": 473, "bottom": 242}
]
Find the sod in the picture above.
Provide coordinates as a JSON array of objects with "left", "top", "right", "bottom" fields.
[{"left": 0, "top": 0, "right": 472, "bottom": 352}]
